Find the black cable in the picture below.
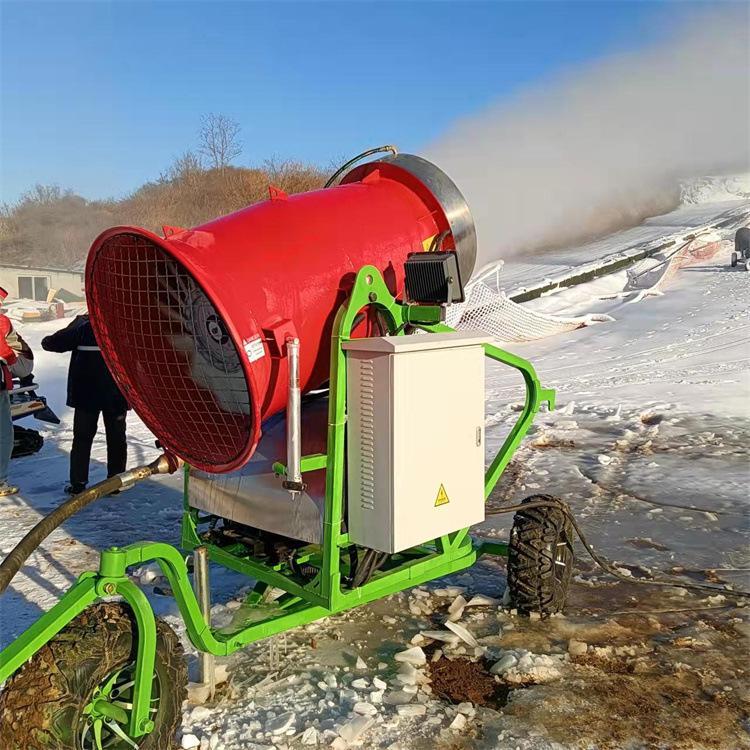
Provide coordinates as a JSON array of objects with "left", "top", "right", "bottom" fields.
[
  {"left": 351, "top": 548, "right": 390, "bottom": 589},
  {"left": 352, "top": 549, "right": 378, "bottom": 588},
  {"left": 486, "top": 499, "right": 750, "bottom": 599},
  {"left": 324, "top": 145, "right": 398, "bottom": 189}
]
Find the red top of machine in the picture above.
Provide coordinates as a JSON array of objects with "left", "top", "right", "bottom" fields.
[{"left": 86, "top": 153, "right": 476, "bottom": 473}]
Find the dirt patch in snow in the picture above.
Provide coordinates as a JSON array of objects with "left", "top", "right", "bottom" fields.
[
  {"left": 507, "top": 664, "right": 749, "bottom": 749},
  {"left": 429, "top": 656, "right": 509, "bottom": 707}
]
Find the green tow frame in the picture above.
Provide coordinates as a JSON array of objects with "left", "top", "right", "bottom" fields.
[{"left": 0, "top": 266, "right": 554, "bottom": 740}]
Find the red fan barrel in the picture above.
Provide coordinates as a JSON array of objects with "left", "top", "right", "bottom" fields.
[{"left": 86, "top": 153, "right": 476, "bottom": 473}]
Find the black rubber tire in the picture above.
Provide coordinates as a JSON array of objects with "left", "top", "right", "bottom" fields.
[
  {"left": 12, "top": 425, "right": 44, "bottom": 458},
  {"left": 0, "top": 602, "right": 187, "bottom": 750},
  {"left": 731, "top": 252, "right": 738, "bottom": 268},
  {"left": 507, "top": 494, "right": 574, "bottom": 617}
]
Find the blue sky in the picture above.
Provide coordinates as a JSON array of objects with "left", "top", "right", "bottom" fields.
[{"left": 0, "top": 1, "right": 711, "bottom": 203}]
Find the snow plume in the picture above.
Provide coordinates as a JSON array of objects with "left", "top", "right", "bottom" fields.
[{"left": 427, "top": 9, "right": 750, "bottom": 268}]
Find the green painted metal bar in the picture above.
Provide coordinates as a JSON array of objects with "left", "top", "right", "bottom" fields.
[
  {"left": 0, "top": 574, "right": 99, "bottom": 683},
  {"left": 92, "top": 699, "right": 130, "bottom": 725},
  {"left": 102, "top": 543, "right": 230, "bottom": 656},
  {"left": 475, "top": 539, "right": 510, "bottom": 557},
  {"left": 218, "top": 539, "right": 478, "bottom": 651},
  {"left": 244, "top": 580, "right": 270, "bottom": 605},
  {"left": 321, "top": 266, "right": 402, "bottom": 610},
  {"left": 111, "top": 579, "right": 157, "bottom": 738},
  {"left": 273, "top": 452, "right": 328, "bottom": 477},
  {"left": 202, "top": 543, "right": 327, "bottom": 608},
  {"left": 481, "top": 343, "right": 555, "bottom": 498}
]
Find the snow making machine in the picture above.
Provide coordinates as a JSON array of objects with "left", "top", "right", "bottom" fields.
[{"left": 0, "top": 149, "right": 571, "bottom": 749}]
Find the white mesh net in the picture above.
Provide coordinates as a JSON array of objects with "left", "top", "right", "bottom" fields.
[
  {"left": 447, "top": 236, "right": 725, "bottom": 343},
  {"left": 624, "top": 237, "right": 724, "bottom": 303},
  {"left": 445, "top": 262, "right": 609, "bottom": 343}
]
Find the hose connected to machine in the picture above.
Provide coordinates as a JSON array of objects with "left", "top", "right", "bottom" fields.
[
  {"left": 324, "top": 145, "right": 399, "bottom": 188},
  {"left": 486, "top": 497, "right": 750, "bottom": 600},
  {"left": 0, "top": 453, "right": 181, "bottom": 594}
]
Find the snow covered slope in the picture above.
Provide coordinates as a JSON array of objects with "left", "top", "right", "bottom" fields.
[
  {"left": 680, "top": 173, "right": 750, "bottom": 205},
  {"left": 483, "top": 180, "right": 749, "bottom": 296}
]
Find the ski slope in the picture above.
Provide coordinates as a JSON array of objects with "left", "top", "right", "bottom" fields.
[{"left": 486, "top": 189, "right": 749, "bottom": 297}]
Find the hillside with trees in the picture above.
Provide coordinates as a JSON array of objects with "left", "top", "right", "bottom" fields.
[{"left": 0, "top": 114, "right": 326, "bottom": 269}]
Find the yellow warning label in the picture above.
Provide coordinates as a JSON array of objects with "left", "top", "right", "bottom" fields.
[{"left": 434, "top": 484, "right": 450, "bottom": 507}]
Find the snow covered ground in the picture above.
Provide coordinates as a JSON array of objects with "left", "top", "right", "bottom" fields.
[{"left": 1, "top": 189, "right": 749, "bottom": 749}]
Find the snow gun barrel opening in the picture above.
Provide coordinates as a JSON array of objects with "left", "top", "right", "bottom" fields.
[{"left": 87, "top": 231, "right": 254, "bottom": 473}]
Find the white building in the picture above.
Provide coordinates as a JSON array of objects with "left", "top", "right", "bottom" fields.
[{"left": 0, "top": 263, "right": 85, "bottom": 301}]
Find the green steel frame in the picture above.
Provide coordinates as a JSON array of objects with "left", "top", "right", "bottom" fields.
[{"left": 0, "top": 265, "right": 554, "bottom": 741}]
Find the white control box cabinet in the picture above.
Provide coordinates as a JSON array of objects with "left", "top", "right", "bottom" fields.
[{"left": 342, "top": 332, "right": 487, "bottom": 553}]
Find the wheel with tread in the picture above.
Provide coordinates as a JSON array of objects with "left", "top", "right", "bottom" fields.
[
  {"left": 507, "top": 494, "right": 574, "bottom": 617},
  {"left": 0, "top": 602, "right": 187, "bottom": 749},
  {"left": 731, "top": 252, "right": 738, "bottom": 268},
  {"left": 745, "top": 258, "right": 750, "bottom": 273}
]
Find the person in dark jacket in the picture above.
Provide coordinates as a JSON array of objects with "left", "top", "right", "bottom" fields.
[{"left": 42, "top": 314, "right": 129, "bottom": 494}]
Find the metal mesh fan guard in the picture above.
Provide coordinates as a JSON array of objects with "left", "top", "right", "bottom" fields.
[{"left": 88, "top": 232, "right": 254, "bottom": 471}]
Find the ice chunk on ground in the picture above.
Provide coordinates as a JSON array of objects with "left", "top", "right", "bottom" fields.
[
  {"left": 383, "top": 690, "right": 415, "bottom": 705},
  {"left": 339, "top": 715, "right": 375, "bottom": 742},
  {"left": 490, "top": 653, "right": 518, "bottom": 674},
  {"left": 396, "top": 704, "right": 427, "bottom": 717},
  {"left": 448, "top": 594, "right": 468, "bottom": 614},
  {"left": 449, "top": 714, "right": 467, "bottom": 731},
  {"left": 395, "top": 663, "right": 420, "bottom": 684},
  {"left": 325, "top": 674, "right": 338, "bottom": 689},
  {"left": 189, "top": 706, "right": 212, "bottom": 723},
  {"left": 457, "top": 702, "right": 476, "bottom": 716},
  {"left": 300, "top": 726, "right": 319, "bottom": 745},
  {"left": 466, "top": 594, "right": 500, "bottom": 607},
  {"left": 353, "top": 701, "right": 378, "bottom": 716},
  {"left": 214, "top": 663, "right": 231, "bottom": 686},
  {"left": 434, "top": 586, "right": 466, "bottom": 597},
  {"left": 267, "top": 711, "right": 296, "bottom": 735},
  {"left": 186, "top": 683, "right": 211, "bottom": 705},
  {"left": 420, "top": 630, "right": 461, "bottom": 645},
  {"left": 394, "top": 646, "right": 427, "bottom": 666},
  {"left": 568, "top": 639, "right": 588, "bottom": 656},
  {"left": 444, "top": 621, "right": 479, "bottom": 648},
  {"left": 504, "top": 652, "right": 564, "bottom": 684}
]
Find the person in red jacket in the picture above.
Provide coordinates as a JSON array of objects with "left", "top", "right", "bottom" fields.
[{"left": 0, "top": 286, "right": 19, "bottom": 496}]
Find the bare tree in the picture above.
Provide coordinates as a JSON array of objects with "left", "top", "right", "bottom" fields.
[
  {"left": 198, "top": 113, "right": 242, "bottom": 171},
  {"left": 160, "top": 150, "right": 204, "bottom": 185}
]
